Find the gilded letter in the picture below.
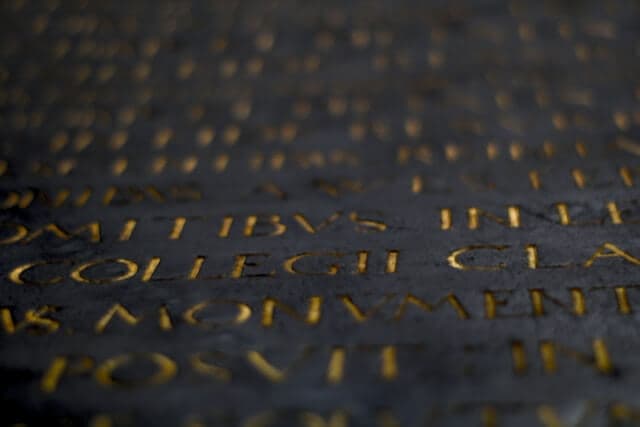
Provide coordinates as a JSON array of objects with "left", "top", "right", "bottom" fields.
[
  {"left": 294, "top": 212, "right": 342, "bottom": 233},
  {"left": 484, "top": 290, "right": 528, "bottom": 319},
  {"left": 190, "top": 351, "right": 232, "bottom": 382},
  {"left": 467, "top": 206, "right": 520, "bottom": 230},
  {"left": 326, "top": 347, "right": 346, "bottom": 385},
  {"left": 284, "top": 252, "right": 342, "bottom": 276},
  {"left": 95, "top": 353, "right": 176, "bottom": 388},
  {"left": 261, "top": 297, "right": 322, "bottom": 327},
  {"left": 184, "top": 300, "right": 251, "bottom": 328},
  {"left": 539, "top": 339, "right": 613, "bottom": 375},
  {"left": 9, "top": 260, "right": 66, "bottom": 285},
  {"left": 41, "top": 355, "right": 94, "bottom": 393},
  {"left": 71, "top": 259, "right": 138, "bottom": 284},
  {"left": 24, "top": 222, "right": 101, "bottom": 243},
  {"left": 95, "top": 304, "right": 141, "bottom": 333},
  {"left": 231, "top": 253, "right": 274, "bottom": 278},
  {"left": 339, "top": 295, "right": 395, "bottom": 323},
  {"left": 448, "top": 246, "right": 509, "bottom": 271},
  {"left": 584, "top": 243, "right": 640, "bottom": 267},
  {"left": 394, "top": 294, "right": 470, "bottom": 319},
  {"left": 529, "top": 289, "right": 586, "bottom": 317},
  {"left": 246, "top": 348, "right": 313, "bottom": 383},
  {"left": 0, "top": 305, "right": 60, "bottom": 334},
  {"left": 243, "top": 215, "right": 286, "bottom": 237},
  {"left": 299, "top": 410, "right": 349, "bottom": 427},
  {"left": 349, "top": 212, "right": 387, "bottom": 232},
  {"left": 0, "top": 223, "right": 28, "bottom": 244}
]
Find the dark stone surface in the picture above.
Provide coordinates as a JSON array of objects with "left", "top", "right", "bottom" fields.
[{"left": 1, "top": 0, "right": 640, "bottom": 425}]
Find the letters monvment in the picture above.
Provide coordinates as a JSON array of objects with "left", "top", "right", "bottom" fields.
[{"left": 1, "top": 0, "right": 639, "bottom": 426}]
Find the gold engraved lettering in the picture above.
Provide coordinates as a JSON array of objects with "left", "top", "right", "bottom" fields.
[
  {"left": 151, "top": 156, "right": 167, "bottom": 174},
  {"left": 293, "top": 212, "right": 342, "bottom": 233},
  {"left": 575, "top": 141, "right": 588, "bottom": 158},
  {"left": 339, "top": 295, "right": 395, "bottom": 322},
  {"left": 9, "top": 260, "right": 66, "bottom": 285},
  {"left": 356, "top": 250, "right": 369, "bottom": 274},
  {"left": 614, "top": 287, "right": 632, "bottom": 314},
  {"left": 377, "top": 411, "right": 401, "bottom": 427},
  {"left": 41, "top": 355, "right": 94, "bottom": 393},
  {"left": 102, "top": 185, "right": 201, "bottom": 206},
  {"left": 158, "top": 305, "right": 173, "bottom": 331},
  {"left": 0, "top": 308, "right": 14, "bottom": 333},
  {"left": 381, "top": 346, "right": 398, "bottom": 381},
  {"left": 70, "top": 258, "right": 138, "bottom": 284},
  {"left": 326, "top": 347, "right": 346, "bottom": 385},
  {"left": 385, "top": 250, "right": 398, "bottom": 273},
  {"left": 529, "top": 289, "right": 586, "bottom": 317},
  {"left": 526, "top": 244, "right": 538, "bottom": 269},
  {"left": 348, "top": 212, "right": 387, "bottom": 232},
  {"left": 246, "top": 349, "right": 312, "bottom": 383},
  {"left": 23, "top": 222, "right": 101, "bottom": 243},
  {"left": 571, "top": 168, "right": 587, "bottom": 189},
  {"left": 246, "top": 351, "right": 286, "bottom": 383},
  {"left": 169, "top": 217, "right": 187, "bottom": 240},
  {"left": 243, "top": 215, "right": 287, "bottom": 237},
  {"left": 95, "top": 353, "right": 176, "bottom": 388},
  {"left": 95, "top": 304, "right": 140, "bottom": 333},
  {"left": 509, "top": 143, "right": 523, "bottom": 160},
  {"left": 218, "top": 216, "right": 233, "bottom": 238},
  {"left": 525, "top": 244, "right": 571, "bottom": 269},
  {"left": 440, "top": 208, "right": 452, "bottom": 230},
  {"left": 184, "top": 300, "right": 251, "bottom": 327},
  {"left": 141, "top": 257, "right": 161, "bottom": 282},
  {"left": 111, "top": 157, "right": 128, "bottom": 176},
  {"left": 607, "top": 201, "right": 623, "bottom": 224},
  {"left": 486, "top": 142, "right": 499, "bottom": 160},
  {"left": 537, "top": 406, "right": 567, "bottom": 427},
  {"left": 0, "top": 223, "right": 28, "bottom": 244},
  {"left": 102, "top": 187, "right": 117, "bottom": 205},
  {"left": 231, "top": 253, "right": 274, "bottom": 278},
  {"left": 393, "top": 294, "right": 470, "bottom": 319},
  {"left": 482, "top": 406, "right": 498, "bottom": 427},
  {"left": 118, "top": 219, "right": 137, "bottom": 241},
  {"left": 0, "top": 305, "right": 59, "bottom": 334},
  {"left": 90, "top": 414, "right": 114, "bottom": 427},
  {"left": 242, "top": 412, "right": 277, "bottom": 427},
  {"left": 188, "top": 256, "right": 206, "bottom": 280},
  {"left": 1, "top": 190, "right": 35, "bottom": 209},
  {"left": 190, "top": 352, "right": 232, "bottom": 382},
  {"left": 396, "top": 145, "right": 432, "bottom": 165},
  {"left": 510, "top": 341, "right": 527, "bottom": 375},
  {"left": 539, "top": 339, "right": 613, "bottom": 375},
  {"left": 411, "top": 175, "right": 424, "bottom": 193},
  {"left": 610, "top": 403, "right": 640, "bottom": 423},
  {"left": 467, "top": 206, "right": 520, "bottom": 229},
  {"left": 555, "top": 203, "right": 571, "bottom": 225},
  {"left": 299, "top": 410, "right": 348, "bottom": 427},
  {"left": 620, "top": 166, "right": 634, "bottom": 187},
  {"left": 261, "top": 297, "right": 322, "bottom": 327},
  {"left": 284, "top": 252, "right": 342, "bottom": 276},
  {"left": 584, "top": 243, "right": 640, "bottom": 267},
  {"left": 538, "top": 403, "right": 597, "bottom": 427},
  {"left": 484, "top": 290, "right": 528, "bottom": 319},
  {"left": 448, "top": 246, "right": 509, "bottom": 271}
]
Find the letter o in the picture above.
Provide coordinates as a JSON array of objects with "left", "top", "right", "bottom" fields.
[
  {"left": 94, "top": 353, "right": 176, "bottom": 388},
  {"left": 184, "top": 300, "right": 252, "bottom": 327},
  {"left": 70, "top": 258, "right": 138, "bottom": 284}
]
